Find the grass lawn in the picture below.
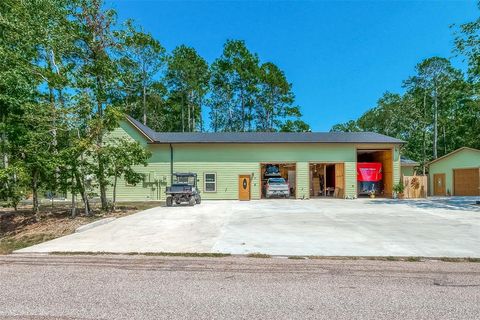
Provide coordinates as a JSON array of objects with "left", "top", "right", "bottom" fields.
[{"left": 0, "top": 201, "right": 163, "bottom": 254}]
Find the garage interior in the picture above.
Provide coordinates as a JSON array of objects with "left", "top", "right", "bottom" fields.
[
  {"left": 309, "top": 163, "right": 345, "bottom": 198},
  {"left": 260, "top": 163, "right": 296, "bottom": 198},
  {"left": 357, "top": 149, "right": 393, "bottom": 197},
  {"left": 454, "top": 168, "right": 480, "bottom": 196}
]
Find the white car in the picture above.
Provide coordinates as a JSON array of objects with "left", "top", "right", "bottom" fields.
[{"left": 264, "top": 178, "right": 290, "bottom": 198}]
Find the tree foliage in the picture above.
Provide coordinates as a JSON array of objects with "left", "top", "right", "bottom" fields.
[{"left": 0, "top": 0, "right": 308, "bottom": 214}]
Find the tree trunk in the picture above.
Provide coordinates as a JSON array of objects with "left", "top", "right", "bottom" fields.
[
  {"left": 191, "top": 94, "right": 196, "bottom": 132},
  {"left": 241, "top": 90, "right": 245, "bottom": 132},
  {"left": 2, "top": 114, "right": 8, "bottom": 169},
  {"left": 95, "top": 75, "right": 108, "bottom": 211},
  {"left": 181, "top": 94, "right": 185, "bottom": 132},
  {"left": 187, "top": 98, "right": 191, "bottom": 132},
  {"left": 32, "top": 169, "right": 39, "bottom": 218},
  {"left": 443, "top": 125, "right": 447, "bottom": 155},
  {"left": 199, "top": 96, "right": 203, "bottom": 132},
  {"left": 433, "top": 88, "right": 438, "bottom": 159},
  {"left": 142, "top": 85, "right": 147, "bottom": 125},
  {"left": 112, "top": 175, "right": 117, "bottom": 211},
  {"left": 74, "top": 171, "right": 90, "bottom": 216},
  {"left": 99, "top": 165, "right": 108, "bottom": 211},
  {"left": 422, "top": 92, "right": 427, "bottom": 175},
  {"left": 71, "top": 175, "right": 77, "bottom": 218},
  {"left": 75, "top": 130, "right": 91, "bottom": 216}
]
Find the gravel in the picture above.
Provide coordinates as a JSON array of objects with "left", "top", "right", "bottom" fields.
[{"left": 0, "top": 255, "right": 479, "bottom": 320}]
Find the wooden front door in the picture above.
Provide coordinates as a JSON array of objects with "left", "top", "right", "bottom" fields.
[
  {"left": 433, "top": 173, "right": 446, "bottom": 196},
  {"left": 334, "top": 163, "right": 345, "bottom": 198},
  {"left": 238, "top": 175, "right": 251, "bottom": 201}
]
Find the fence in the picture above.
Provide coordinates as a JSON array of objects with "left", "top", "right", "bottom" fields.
[{"left": 402, "top": 175, "right": 428, "bottom": 199}]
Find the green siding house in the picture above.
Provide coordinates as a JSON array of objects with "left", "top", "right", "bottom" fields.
[
  {"left": 400, "top": 157, "right": 420, "bottom": 177},
  {"left": 428, "top": 147, "right": 480, "bottom": 196},
  {"left": 106, "top": 116, "right": 404, "bottom": 201}
]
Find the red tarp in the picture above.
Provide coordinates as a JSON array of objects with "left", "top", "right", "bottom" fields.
[{"left": 357, "top": 162, "right": 383, "bottom": 182}]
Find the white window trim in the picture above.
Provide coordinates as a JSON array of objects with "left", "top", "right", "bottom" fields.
[{"left": 204, "top": 172, "right": 217, "bottom": 193}]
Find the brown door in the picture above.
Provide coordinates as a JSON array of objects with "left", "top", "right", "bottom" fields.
[
  {"left": 454, "top": 168, "right": 480, "bottom": 196},
  {"left": 433, "top": 173, "right": 446, "bottom": 196},
  {"left": 334, "top": 163, "right": 345, "bottom": 198},
  {"left": 239, "top": 175, "right": 251, "bottom": 200}
]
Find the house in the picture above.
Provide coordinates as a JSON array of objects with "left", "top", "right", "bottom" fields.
[
  {"left": 428, "top": 147, "right": 480, "bottom": 196},
  {"left": 400, "top": 157, "right": 420, "bottom": 176},
  {"left": 107, "top": 116, "right": 404, "bottom": 201}
]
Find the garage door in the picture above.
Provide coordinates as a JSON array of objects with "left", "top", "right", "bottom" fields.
[{"left": 454, "top": 168, "right": 480, "bottom": 196}]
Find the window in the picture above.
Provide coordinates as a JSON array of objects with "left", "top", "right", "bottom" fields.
[{"left": 204, "top": 173, "right": 217, "bottom": 192}]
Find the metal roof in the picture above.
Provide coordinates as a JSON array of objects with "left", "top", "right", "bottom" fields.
[
  {"left": 401, "top": 157, "right": 420, "bottom": 166},
  {"left": 126, "top": 115, "right": 404, "bottom": 144}
]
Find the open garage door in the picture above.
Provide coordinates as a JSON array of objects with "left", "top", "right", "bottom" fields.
[
  {"left": 454, "top": 168, "right": 480, "bottom": 196},
  {"left": 309, "top": 163, "right": 344, "bottom": 198},
  {"left": 357, "top": 149, "right": 393, "bottom": 197},
  {"left": 260, "top": 163, "right": 296, "bottom": 199}
]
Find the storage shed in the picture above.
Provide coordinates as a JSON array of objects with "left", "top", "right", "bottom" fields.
[{"left": 428, "top": 147, "right": 480, "bottom": 196}]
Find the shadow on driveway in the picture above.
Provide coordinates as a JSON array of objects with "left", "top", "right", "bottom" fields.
[{"left": 369, "top": 197, "right": 480, "bottom": 212}]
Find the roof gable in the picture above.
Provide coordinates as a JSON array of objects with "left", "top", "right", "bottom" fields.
[
  {"left": 427, "top": 147, "right": 480, "bottom": 166},
  {"left": 125, "top": 115, "right": 156, "bottom": 142}
]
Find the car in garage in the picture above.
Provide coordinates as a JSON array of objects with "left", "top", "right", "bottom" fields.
[
  {"left": 263, "top": 177, "right": 290, "bottom": 198},
  {"left": 264, "top": 164, "right": 281, "bottom": 178}
]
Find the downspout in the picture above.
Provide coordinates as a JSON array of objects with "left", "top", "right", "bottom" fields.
[{"left": 169, "top": 143, "right": 174, "bottom": 183}]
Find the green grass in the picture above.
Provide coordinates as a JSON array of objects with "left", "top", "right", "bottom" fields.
[
  {"left": 0, "top": 234, "right": 58, "bottom": 254},
  {"left": 406, "top": 256, "right": 422, "bottom": 262},
  {"left": 287, "top": 256, "right": 306, "bottom": 260},
  {"left": 440, "top": 257, "right": 480, "bottom": 263},
  {"left": 49, "top": 251, "right": 231, "bottom": 258}
]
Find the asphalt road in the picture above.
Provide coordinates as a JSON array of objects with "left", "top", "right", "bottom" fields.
[{"left": 1, "top": 255, "right": 479, "bottom": 320}]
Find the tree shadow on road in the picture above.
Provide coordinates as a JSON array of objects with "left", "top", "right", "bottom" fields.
[{"left": 369, "top": 197, "right": 480, "bottom": 212}]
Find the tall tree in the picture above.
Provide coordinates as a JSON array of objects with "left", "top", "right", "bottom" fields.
[
  {"left": 118, "top": 21, "right": 166, "bottom": 126},
  {"left": 454, "top": 3, "right": 480, "bottom": 149},
  {"left": 256, "top": 62, "right": 305, "bottom": 131},
  {"left": 210, "top": 40, "right": 259, "bottom": 132},
  {"left": 0, "top": 0, "right": 75, "bottom": 215},
  {"left": 73, "top": 0, "right": 123, "bottom": 210},
  {"left": 412, "top": 57, "right": 463, "bottom": 159},
  {"left": 165, "top": 45, "right": 209, "bottom": 132}
]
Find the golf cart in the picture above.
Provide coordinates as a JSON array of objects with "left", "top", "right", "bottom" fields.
[{"left": 165, "top": 172, "right": 201, "bottom": 206}]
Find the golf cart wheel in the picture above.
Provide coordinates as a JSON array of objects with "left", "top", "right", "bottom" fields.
[
  {"left": 188, "top": 197, "right": 196, "bottom": 206},
  {"left": 166, "top": 196, "right": 173, "bottom": 207},
  {"left": 196, "top": 195, "right": 201, "bottom": 204}
]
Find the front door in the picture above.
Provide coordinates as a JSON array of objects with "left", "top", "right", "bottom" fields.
[
  {"left": 433, "top": 173, "right": 446, "bottom": 196},
  {"left": 239, "top": 175, "right": 251, "bottom": 201}
]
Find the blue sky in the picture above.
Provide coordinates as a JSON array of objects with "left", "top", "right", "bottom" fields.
[{"left": 110, "top": 0, "right": 478, "bottom": 131}]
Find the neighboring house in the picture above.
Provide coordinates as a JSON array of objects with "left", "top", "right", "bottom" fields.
[
  {"left": 428, "top": 147, "right": 480, "bottom": 196},
  {"left": 106, "top": 116, "right": 404, "bottom": 201},
  {"left": 400, "top": 157, "right": 420, "bottom": 176}
]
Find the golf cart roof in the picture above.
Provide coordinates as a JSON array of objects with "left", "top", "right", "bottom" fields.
[{"left": 173, "top": 172, "right": 197, "bottom": 177}]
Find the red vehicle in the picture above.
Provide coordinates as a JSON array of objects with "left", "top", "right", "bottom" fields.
[{"left": 357, "top": 162, "right": 383, "bottom": 195}]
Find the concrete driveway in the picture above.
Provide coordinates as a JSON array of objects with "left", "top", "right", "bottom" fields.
[{"left": 16, "top": 197, "right": 480, "bottom": 257}]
